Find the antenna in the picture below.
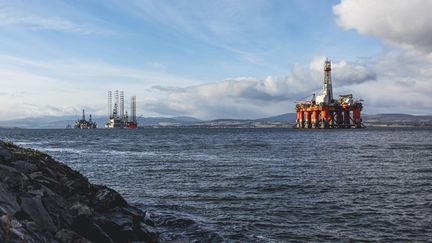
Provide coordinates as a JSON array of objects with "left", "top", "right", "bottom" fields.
[
  {"left": 108, "top": 91, "right": 112, "bottom": 118},
  {"left": 120, "top": 91, "right": 125, "bottom": 119},
  {"left": 114, "top": 90, "right": 119, "bottom": 118},
  {"left": 131, "top": 96, "right": 136, "bottom": 122}
]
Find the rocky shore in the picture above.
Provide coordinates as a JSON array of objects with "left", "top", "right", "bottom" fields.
[{"left": 0, "top": 141, "right": 159, "bottom": 243}]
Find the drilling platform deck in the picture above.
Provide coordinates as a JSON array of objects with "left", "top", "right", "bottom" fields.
[
  {"left": 295, "top": 58, "right": 364, "bottom": 129},
  {"left": 74, "top": 109, "right": 97, "bottom": 129},
  {"left": 105, "top": 90, "right": 138, "bottom": 129}
]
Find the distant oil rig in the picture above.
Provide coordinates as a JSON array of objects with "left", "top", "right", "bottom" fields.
[
  {"left": 74, "top": 109, "right": 97, "bottom": 129},
  {"left": 295, "top": 58, "right": 364, "bottom": 129},
  {"left": 105, "top": 90, "right": 138, "bottom": 128}
]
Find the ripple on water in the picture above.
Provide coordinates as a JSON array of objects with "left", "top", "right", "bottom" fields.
[{"left": 1, "top": 127, "right": 432, "bottom": 241}]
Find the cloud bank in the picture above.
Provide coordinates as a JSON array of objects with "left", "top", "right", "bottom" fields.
[
  {"left": 1, "top": 0, "right": 432, "bottom": 120},
  {"left": 334, "top": 0, "right": 432, "bottom": 54},
  {"left": 332, "top": 0, "right": 432, "bottom": 114},
  {"left": 145, "top": 57, "right": 376, "bottom": 119},
  {"left": 143, "top": 0, "right": 432, "bottom": 118}
]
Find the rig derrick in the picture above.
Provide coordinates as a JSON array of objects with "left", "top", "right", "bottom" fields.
[{"left": 105, "top": 91, "right": 138, "bottom": 129}]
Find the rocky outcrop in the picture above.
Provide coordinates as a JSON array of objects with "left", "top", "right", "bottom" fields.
[{"left": 0, "top": 141, "right": 158, "bottom": 243}]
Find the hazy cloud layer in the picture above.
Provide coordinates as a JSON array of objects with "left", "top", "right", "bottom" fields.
[
  {"left": 1, "top": 1, "right": 432, "bottom": 120},
  {"left": 145, "top": 58, "right": 376, "bottom": 119},
  {"left": 144, "top": 47, "right": 432, "bottom": 118},
  {"left": 0, "top": 5, "right": 86, "bottom": 34},
  {"left": 334, "top": 0, "right": 432, "bottom": 53},
  {"left": 332, "top": 0, "right": 432, "bottom": 115},
  {"left": 0, "top": 55, "right": 199, "bottom": 119}
]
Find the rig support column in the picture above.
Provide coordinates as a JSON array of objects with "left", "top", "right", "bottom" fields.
[
  {"left": 336, "top": 110, "right": 343, "bottom": 128},
  {"left": 312, "top": 110, "right": 319, "bottom": 128},
  {"left": 343, "top": 109, "right": 351, "bottom": 128},
  {"left": 321, "top": 107, "right": 329, "bottom": 128},
  {"left": 300, "top": 111, "right": 305, "bottom": 128},
  {"left": 329, "top": 111, "right": 335, "bottom": 128},
  {"left": 296, "top": 110, "right": 305, "bottom": 128},
  {"left": 305, "top": 111, "right": 312, "bottom": 128},
  {"left": 353, "top": 107, "right": 362, "bottom": 128}
]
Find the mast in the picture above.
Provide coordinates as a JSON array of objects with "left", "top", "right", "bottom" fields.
[
  {"left": 114, "top": 90, "right": 119, "bottom": 118},
  {"left": 131, "top": 96, "right": 136, "bottom": 123},
  {"left": 108, "top": 91, "right": 112, "bottom": 118},
  {"left": 120, "top": 91, "right": 125, "bottom": 119},
  {"left": 323, "top": 58, "right": 333, "bottom": 103}
]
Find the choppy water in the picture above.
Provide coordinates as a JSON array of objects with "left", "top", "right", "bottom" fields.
[{"left": 1, "top": 127, "right": 432, "bottom": 242}]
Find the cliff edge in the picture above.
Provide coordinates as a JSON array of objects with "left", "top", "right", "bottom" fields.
[{"left": 0, "top": 140, "right": 158, "bottom": 243}]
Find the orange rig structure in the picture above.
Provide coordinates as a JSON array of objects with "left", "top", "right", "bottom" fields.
[{"left": 295, "top": 58, "right": 364, "bottom": 129}]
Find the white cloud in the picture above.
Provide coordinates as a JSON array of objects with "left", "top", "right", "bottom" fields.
[
  {"left": 0, "top": 54, "right": 377, "bottom": 120},
  {"left": 0, "top": 55, "right": 200, "bottom": 119},
  {"left": 350, "top": 50, "right": 432, "bottom": 114},
  {"left": 145, "top": 58, "right": 376, "bottom": 119},
  {"left": 332, "top": 0, "right": 432, "bottom": 115},
  {"left": 334, "top": 0, "right": 432, "bottom": 54}
]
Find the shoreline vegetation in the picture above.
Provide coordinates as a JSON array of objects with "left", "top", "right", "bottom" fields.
[{"left": 0, "top": 141, "right": 158, "bottom": 242}]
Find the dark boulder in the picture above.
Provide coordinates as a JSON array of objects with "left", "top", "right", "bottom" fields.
[
  {"left": 10, "top": 160, "right": 38, "bottom": 174},
  {"left": 55, "top": 228, "right": 92, "bottom": 243},
  {"left": 91, "top": 186, "right": 127, "bottom": 211},
  {"left": 0, "top": 184, "right": 20, "bottom": 215},
  {"left": 0, "top": 142, "right": 12, "bottom": 161},
  {"left": 19, "top": 195, "right": 57, "bottom": 233},
  {"left": 71, "top": 215, "right": 114, "bottom": 243},
  {"left": 0, "top": 141, "right": 159, "bottom": 242}
]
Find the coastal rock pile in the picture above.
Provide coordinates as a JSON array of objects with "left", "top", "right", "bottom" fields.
[{"left": 0, "top": 141, "right": 158, "bottom": 243}]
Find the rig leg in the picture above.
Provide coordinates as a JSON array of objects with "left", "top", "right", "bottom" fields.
[
  {"left": 336, "top": 110, "right": 343, "bottom": 128},
  {"left": 305, "top": 111, "right": 312, "bottom": 128},
  {"left": 312, "top": 110, "right": 319, "bottom": 128},
  {"left": 353, "top": 108, "right": 362, "bottom": 128},
  {"left": 343, "top": 110, "right": 351, "bottom": 128},
  {"left": 296, "top": 111, "right": 305, "bottom": 128},
  {"left": 329, "top": 112, "right": 335, "bottom": 128},
  {"left": 320, "top": 108, "right": 329, "bottom": 128}
]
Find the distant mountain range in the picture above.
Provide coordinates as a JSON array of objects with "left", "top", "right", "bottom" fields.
[
  {"left": 0, "top": 113, "right": 431, "bottom": 129},
  {"left": 362, "top": 113, "right": 432, "bottom": 126}
]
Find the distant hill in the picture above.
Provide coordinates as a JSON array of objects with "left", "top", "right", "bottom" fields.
[
  {"left": 0, "top": 115, "right": 202, "bottom": 128},
  {"left": 363, "top": 113, "right": 432, "bottom": 122},
  {"left": 0, "top": 113, "right": 430, "bottom": 128},
  {"left": 136, "top": 116, "right": 202, "bottom": 126},
  {"left": 0, "top": 116, "right": 78, "bottom": 129},
  {"left": 363, "top": 113, "right": 432, "bottom": 126},
  {"left": 255, "top": 113, "right": 297, "bottom": 123}
]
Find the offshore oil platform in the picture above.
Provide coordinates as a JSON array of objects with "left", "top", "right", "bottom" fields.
[
  {"left": 105, "top": 90, "right": 138, "bottom": 128},
  {"left": 74, "top": 109, "right": 97, "bottom": 129},
  {"left": 295, "top": 58, "right": 364, "bottom": 129}
]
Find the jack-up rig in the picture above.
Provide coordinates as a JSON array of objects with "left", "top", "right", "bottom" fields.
[
  {"left": 105, "top": 90, "right": 138, "bottom": 128},
  {"left": 295, "top": 58, "right": 364, "bottom": 129},
  {"left": 74, "top": 109, "right": 97, "bottom": 129}
]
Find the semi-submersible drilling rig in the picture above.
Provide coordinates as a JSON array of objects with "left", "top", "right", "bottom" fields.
[{"left": 295, "top": 58, "right": 364, "bottom": 129}]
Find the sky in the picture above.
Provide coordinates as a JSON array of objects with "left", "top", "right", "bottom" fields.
[{"left": 0, "top": 0, "right": 431, "bottom": 120}]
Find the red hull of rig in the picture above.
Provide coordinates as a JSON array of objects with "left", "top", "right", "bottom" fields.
[
  {"left": 125, "top": 122, "right": 138, "bottom": 128},
  {"left": 295, "top": 58, "right": 364, "bottom": 129}
]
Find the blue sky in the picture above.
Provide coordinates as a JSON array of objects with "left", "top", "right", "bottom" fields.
[{"left": 0, "top": 0, "right": 431, "bottom": 119}]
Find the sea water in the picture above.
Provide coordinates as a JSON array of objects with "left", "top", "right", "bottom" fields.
[{"left": 1, "top": 127, "right": 431, "bottom": 242}]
